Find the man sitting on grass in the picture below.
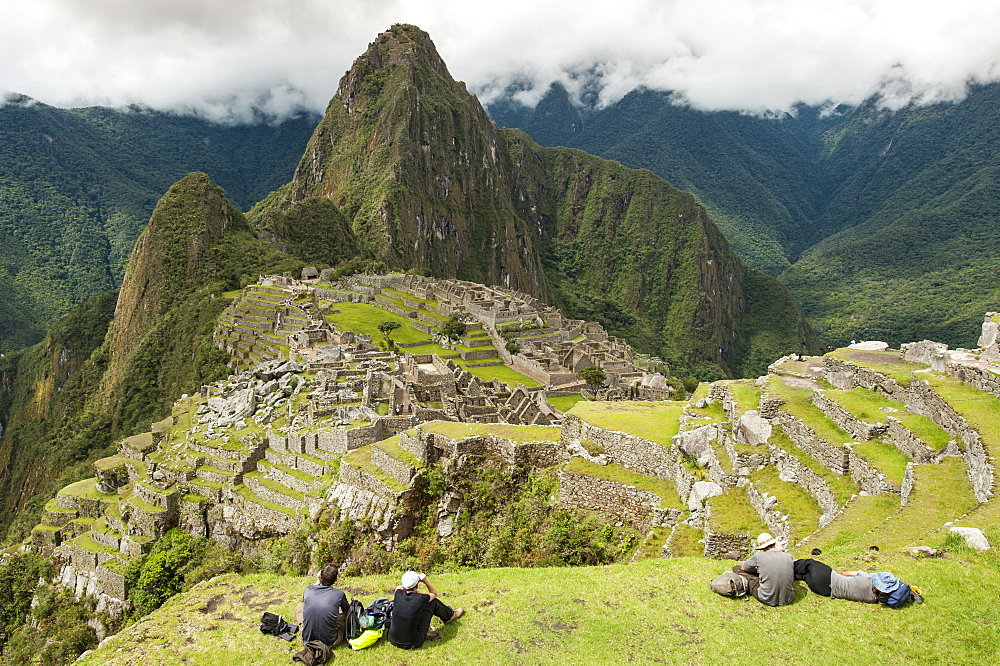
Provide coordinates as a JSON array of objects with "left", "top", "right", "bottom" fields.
[
  {"left": 387, "top": 571, "right": 463, "bottom": 649},
  {"left": 734, "top": 533, "right": 795, "bottom": 606},
  {"left": 299, "top": 563, "right": 349, "bottom": 648}
]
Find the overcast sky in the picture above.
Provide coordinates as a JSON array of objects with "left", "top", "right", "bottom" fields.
[{"left": 2, "top": 0, "right": 999, "bottom": 122}]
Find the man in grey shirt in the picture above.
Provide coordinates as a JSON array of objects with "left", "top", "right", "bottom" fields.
[{"left": 737, "top": 533, "right": 795, "bottom": 606}]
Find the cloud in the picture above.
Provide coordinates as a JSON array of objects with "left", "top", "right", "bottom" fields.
[{"left": 2, "top": 0, "right": 999, "bottom": 120}]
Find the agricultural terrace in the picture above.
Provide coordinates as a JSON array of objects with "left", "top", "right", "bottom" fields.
[
  {"left": 566, "top": 401, "right": 685, "bottom": 447},
  {"left": 417, "top": 421, "right": 561, "bottom": 442},
  {"left": 825, "top": 348, "right": 928, "bottom": 387}
]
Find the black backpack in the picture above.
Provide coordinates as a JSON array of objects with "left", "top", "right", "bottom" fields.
[
  {"left": 259, "top": 611, "right": 298, "bottom": 640},
  {"left": 364, "top": 597, "right": 393, "bottom": 630},
  {"left": 710, "top": 571, "right": 750, "bottom": 598},
  {"left": 345, "top": 599, "right": 366, "bottom": 641}
]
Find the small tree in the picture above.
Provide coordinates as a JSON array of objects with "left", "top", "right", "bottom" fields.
[
  {"left": 579, "top": 365, "right": 606, "bottom": 390},
  {"left": 378, "top": 320, "right": 401, "bottom": 345},
  {"left": 440, "top": 313, "right": 467, "bottom": 342}
]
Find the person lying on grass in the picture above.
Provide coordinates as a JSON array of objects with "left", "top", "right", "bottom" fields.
[
  {"left": 793, "top": 559, "right": 924, "bottom": 607},
  {"left": 387, "top": 570, "right": 464, "bottom": 649}
]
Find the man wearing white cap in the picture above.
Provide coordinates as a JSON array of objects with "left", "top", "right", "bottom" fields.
[
  {"left": 386, "top": 571, "right": 464, "bottom": 650},
  {"left": 736, "top": 533, "right": 795, "bottom": 606}
]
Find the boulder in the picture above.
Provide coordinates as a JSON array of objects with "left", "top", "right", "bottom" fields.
[
  {"left": 977, "top": 319, "right": 1000, "bottom": 349},
  {"left": 735, "top": 410, "right": 771, "bottom": 446},
  {"left": 949, "top": 526, "right": 991, "bottom": 551},
  {"left": 901, "top": 340, "right": 949, "bottom": 365},
  {"left": 674, "top": 425, "right": 718, "bottom": 464},
  {"left": 688, "top": 481, "right": 722, "bottom": 511},
  {"left": 848, "top": 340, "right": 889, "bottom": 351}
]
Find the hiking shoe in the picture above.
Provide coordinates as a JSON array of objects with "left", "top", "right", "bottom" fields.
[
  {"left": 910, "top": 591, "right": 924, "bottom": 604},
  {"left": 446, "top": 608, "right": 464, "bottom": 623}
]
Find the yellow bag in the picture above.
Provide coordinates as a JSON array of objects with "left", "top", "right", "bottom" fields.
[{"left": 348, "top": 628, "right": 383, "bottom": 650}]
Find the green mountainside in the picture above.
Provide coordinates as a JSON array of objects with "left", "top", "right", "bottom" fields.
[
  {"left": 0, "top": 173, "right": 302, "bottom": 543},
  {"left": 0, "top": 24, "right": 812, "bottom": 545},
  {"left": 251, "top": 24, "right": 813, "bottom": 376},
  {"left": 489, "top": 83, "right": 1000, "bottom": 349},
  {"left": 0, "top": 98, "right": 317, "bottom": 353}
]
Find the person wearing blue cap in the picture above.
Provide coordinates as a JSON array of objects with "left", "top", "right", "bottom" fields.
[{"left": 793, "top": 560, "right": 923, "bottom": 607}]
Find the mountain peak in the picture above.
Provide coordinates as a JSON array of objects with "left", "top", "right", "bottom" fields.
[{"left": 335, "top": 23, "right": 463, "bottom": 118}]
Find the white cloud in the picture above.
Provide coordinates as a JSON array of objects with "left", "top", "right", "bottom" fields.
[{"left": 1, "top": 0, "right": 999, "bottom": 120}]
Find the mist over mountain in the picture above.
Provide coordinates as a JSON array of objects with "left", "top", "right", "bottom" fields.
[{"left": 489, "top": 81, "right": 1000, "bottom": 348}]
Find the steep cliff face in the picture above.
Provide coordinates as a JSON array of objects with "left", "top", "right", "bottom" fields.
[
  {"left": 0, "top": 291, "right": 117, "bottom": 540},
  {"left": 251, "top": 24, "right": 548, "bottom": 295},
  {"left": 101, "top": 173, "right": 245, "bottom": 398}
]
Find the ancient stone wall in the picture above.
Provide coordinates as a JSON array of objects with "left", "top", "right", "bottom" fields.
[
  {"left": 822, "top": 357, "right": 908, "bottom": 402},
  {"left": 773, "top": 411, "right": 849, "bottom": 475},
  {"left": 557, "top": 469, "right": 680, "bottom": 532},
  {"left": 339, "top": 460, "right": 402, "bottom": 503},
  {"left": 811, "top": 391, "right": 889, "bottom": 441},
  {"left": 844, "top": 445, "right": 899, "bottom": 495},
  {"left": 885, "top": 418, "right": 938, "bottom": 463},
  {"left": 767, "top": 445, "right": 841, "bottom": 525},
  {"left": 372, "top": 446, "right": 415, "bottom": 485},
  {"left": 907, "top": 380, "right": 994, "bottom": 502},
  {"left": 744, "top": 481, "right": 789, "bottom": 539},
  {"left": 900, "top": 463, "right": 916, "bottom": 506},
  {"left": 702, "top": 531, "right": 752, "bottom": 560},
  {"left": 562, "top": 415, "right": 676, "bottom": 480},
  {"left": 945, "top": 361, "right": 1000, "bottom": 402}
]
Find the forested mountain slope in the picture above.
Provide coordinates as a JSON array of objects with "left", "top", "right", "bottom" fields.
[
  {"left": 0, "top": 98, "right": 317, "bottom": 352},
  {"left": 490, "top": 83, "right": 1000, "bottom": 348},
  {"left": 0, "top": 173, "right": 303, "bottom": 542}
]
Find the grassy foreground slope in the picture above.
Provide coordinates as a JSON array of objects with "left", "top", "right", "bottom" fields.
[{"left": 79, "top": 548, "right": 999, "bottom": 666}]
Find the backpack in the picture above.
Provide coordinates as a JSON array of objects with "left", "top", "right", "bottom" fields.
[
  {"left": 710, "top": 571, "right": 750, "bottom": 598},
  {"left": 364, "top": 597, "right": 393, "bottom": 630},
  {"left": 345, "top": 599, "right": 366, "bottom": 641},
  {"left": 259, "top": 611, "right": 298, "bottom": 641},
  {"left": 883, "top": 582, "right": 912, "bottom": 609}
]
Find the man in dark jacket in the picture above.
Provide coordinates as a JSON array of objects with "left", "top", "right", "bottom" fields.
[
  {"left": 299, "top": 564, "right": 349, "bottom": 647},
  {"left": 387, "top": 570, "right": 463, "bottom": 649}
]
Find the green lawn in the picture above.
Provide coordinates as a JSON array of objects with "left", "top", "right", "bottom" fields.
[
  {"left": 707, "top": 488, "right": 768, "bottom": 535},
  {"left": 567, "top": 401, "right": 685, "bottom": 447},
  {"left": 547, "top": 393, "right": 585, "bottom": 413},
  {"left": 823, "top": 387, "right": 903, "bottom": 424},
  {"left": 78, "top": 550, "right": 1000, "bottom": 666},
  {"left": 666, "top": 523, "right": 705, "bottom": 557},
  {"left": 729, "top": 381, "right": 761, "bottom": 417},
  {"left": 750, "top": 465, "right": 823, "bottom": 542},
  {"left": 849, "top": 440, "right": 911, "bottom": 486},
  {"left": 324, "top": 302, "right": 432, "bottom": 344}
]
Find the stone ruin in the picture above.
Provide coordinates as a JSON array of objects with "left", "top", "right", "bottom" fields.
[{"left": 16, "top": 282, "right": 998, "bottom": 616}]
